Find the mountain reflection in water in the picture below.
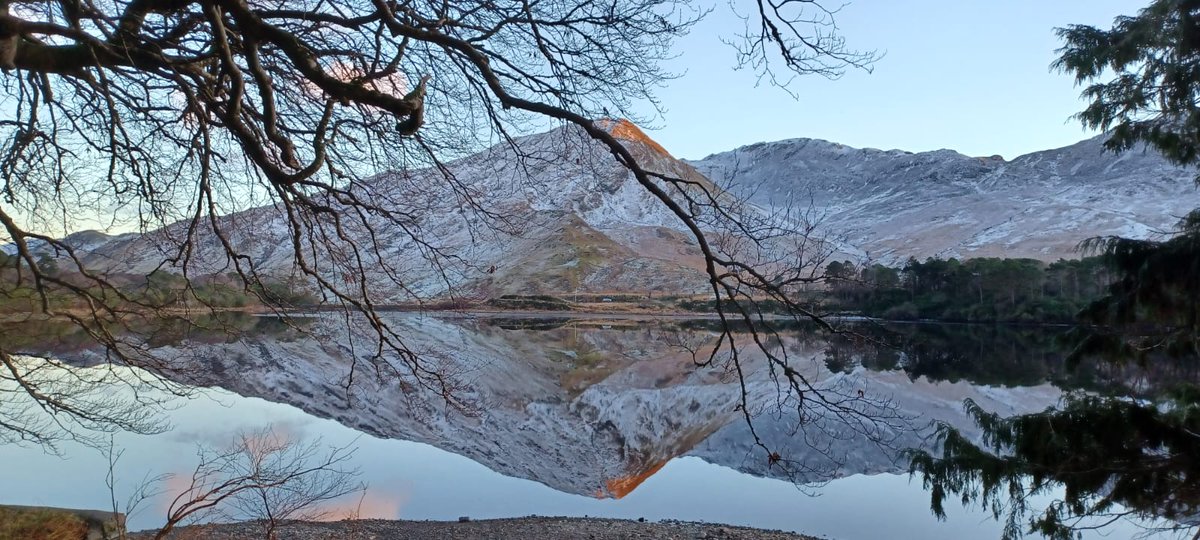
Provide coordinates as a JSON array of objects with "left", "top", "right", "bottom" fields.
[{"left": 0, "top": 315, "right": 1149, "bottom": 538}]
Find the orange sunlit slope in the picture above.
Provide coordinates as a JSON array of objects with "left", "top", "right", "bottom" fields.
[
  {"left": 598, "top": 118, "right": 673, "bottom": 158},
  {"left": 598, "top": 459, "right": 670, "bottom": 499}
]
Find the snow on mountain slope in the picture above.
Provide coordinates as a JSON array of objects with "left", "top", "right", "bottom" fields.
[
  {"left": 47, "top": 126, "right": 1200, "bottom": 296},
  {"left": 690, "top": 135, "right": 1200, "bottom": 262},
  {"left": 74, "top": 121, "right": 723, "bottom": 299},
  {"left": 2, "top": 229, "right": 136, "bottom": 257}
]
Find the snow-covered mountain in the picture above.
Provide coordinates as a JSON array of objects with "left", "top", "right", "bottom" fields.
[
  {"left": 691, "top": 135, "right": 1200, "bottom": 262},
  {"left": 49, "top": 124, "right": 1200, "bottom": 297},
  {"left": 69, "top": 121, "right": 729, "bottom": 300}
]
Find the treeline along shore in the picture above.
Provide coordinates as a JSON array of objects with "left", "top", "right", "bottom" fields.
[{"left": 0, "top": 250, "right": 1115, "bottom": 325}]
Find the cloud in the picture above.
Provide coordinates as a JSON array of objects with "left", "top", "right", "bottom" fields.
[{"left": 312, "top": 488, "right": 407, "bottom": 521}]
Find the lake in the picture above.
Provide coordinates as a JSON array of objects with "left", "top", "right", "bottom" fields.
[{"left": 0, "top": 314, "right": 1156, "bottom": 538}]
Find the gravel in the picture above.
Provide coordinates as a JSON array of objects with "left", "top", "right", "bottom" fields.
[{"left": 130, "top": 517, "right": 825, "bottom": 539}]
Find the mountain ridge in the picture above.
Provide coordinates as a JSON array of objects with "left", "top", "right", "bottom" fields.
[
  {"left": 64, "top": 122, "right": 724, "bottom": 300},
  {"left": 691, "top": 132, "right": 1200, "bottom": 262},
  {"left": 21, "top": 122, "right": 1200, "bottom": 295},
  {"left": 691, "top": 132, "right": 1117, "bottom": 164}
]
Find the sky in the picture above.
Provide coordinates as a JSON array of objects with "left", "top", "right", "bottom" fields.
[
  {"left": 644, "top": 0, "right": 1147, "bottom": 161},
  {"left": 0, "top": 0, "right": 1152, "bottom": 238}
]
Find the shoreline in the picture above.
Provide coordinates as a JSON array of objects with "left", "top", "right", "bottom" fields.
[
  {"left": 130, "top": 516, "right": 824, "bottom": 539},
  {"left": 0, "top": 303, "right": 1088, "bottom": 327}
]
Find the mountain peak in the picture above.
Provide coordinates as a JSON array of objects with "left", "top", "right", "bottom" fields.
[
  {"left": 597, "top": 118, "right": 673, "bottom": 158},
  {"left": 690, "top": 132, "right": 1199, "bottom": 262}
]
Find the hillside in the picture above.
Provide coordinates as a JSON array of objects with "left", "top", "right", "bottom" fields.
[
  {"left": 66, "top": 121, "right": 738, "bottom": 301},
  {"left": 25, "top": 125, "right": 1200, "bottom": 298},
  {"left": 691, "top": 135, "right": 1200, "bottom": 262}
]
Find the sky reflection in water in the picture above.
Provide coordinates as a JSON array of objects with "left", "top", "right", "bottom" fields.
[{"left": 0, "top": 318, "right": 1151, "bottom": 539}]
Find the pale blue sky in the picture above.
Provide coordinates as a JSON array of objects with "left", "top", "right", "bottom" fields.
[{"left": 645, "top": 1, "right": 1146, "bottom": 160}]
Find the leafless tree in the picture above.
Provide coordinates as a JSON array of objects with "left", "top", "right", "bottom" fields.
[
  {"left": 153, "top": 427, "right": 361, "bottom": 539},
  {"left": 105, "top": 434, "right": 166, "bottom": 540},
  {"left": 0, "top": 349, "right": 169, "bottom": 449},
  {"left": 0, "top": 0, "right": 893, "bottom": 460}
]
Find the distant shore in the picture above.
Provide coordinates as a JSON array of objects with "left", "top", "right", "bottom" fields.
[
  {"left": 1, "top": 304, "right": 1086, "bottom": 327},
  {"left": 130, "top": 517, "right": 822, "bottom": 539},
  {"left": 0, "top": 304, "right": 866, "bottom": 323}
]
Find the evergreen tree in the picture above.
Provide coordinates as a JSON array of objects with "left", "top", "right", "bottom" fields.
[
  {"left": 1056, "top": 0, "right": 1200, "bottom": 173},
  {"left": 909, "top": 2, "right": 1200, "bottom": 538}
]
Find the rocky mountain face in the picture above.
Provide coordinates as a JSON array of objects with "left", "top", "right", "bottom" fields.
[
  {"left": 60, "top": 121, "right": 729, "bottom": 300},
  {"left": 691, "top": 136, "right": 1200, "bottom": 262},
  {"left": 38, "top": 124, "right": 1200, "bottom": 297}
]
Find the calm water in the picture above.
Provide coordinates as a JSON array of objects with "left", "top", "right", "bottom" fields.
[{"left": 0, "top": 315, "right": 1153, "bottom": 538}]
